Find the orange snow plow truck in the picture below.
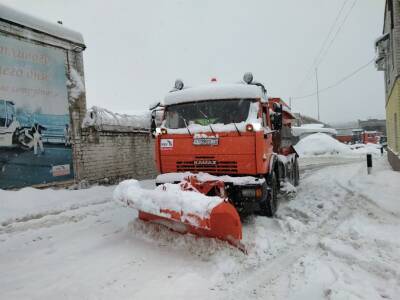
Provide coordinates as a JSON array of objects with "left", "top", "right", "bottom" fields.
[{"left": 115, "top": 73, "right": 299, "bottom": 250}]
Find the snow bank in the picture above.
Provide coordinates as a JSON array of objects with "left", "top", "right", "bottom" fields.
[
  {"left": 349, "top": 143, "right": 382, "bottom": 155},
  {"left": 113, "top": 179, "right": 224, "bottom": 225},
  {"left": 294, "top": 133, "right": 351, "bottom": 156},
  {"left": 163, "top": 101, "right": 262, "bottom": 134},
  {"left": 156, "top": 172, "right": 265, "bottom": 186},
  {"left": 163, "top": 83, "right": 265, "bottom": 106},
  {"left": 294, "top": 133, "right": 382, "bottom": 157},
  {"left": 82, "top": 106, "right": 150, "bottom": 129},
  {"left": 0, "top": 186, "right": 114, "bottom": 226}
]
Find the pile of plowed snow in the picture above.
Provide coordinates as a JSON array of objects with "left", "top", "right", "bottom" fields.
[
  {"left": 114, "top": 179, "right": 223, "bottom": 223},
  {"left": 294, "top": 133, "right": 382, "bottom": 156}
]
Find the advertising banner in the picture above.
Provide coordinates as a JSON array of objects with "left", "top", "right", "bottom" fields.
[{"left": 0, "top": 34, "right": 73, "bottom": 188}]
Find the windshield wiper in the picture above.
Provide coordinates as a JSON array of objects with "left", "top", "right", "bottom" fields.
[
  {"left": 199, "top": 109, "right": 216, "bottom": 135},
  {"left": 180, "top": 116, "right": 192, "bottom": 136},
  {"left": 231, "top": 118, "right": 241, "bottom": 136}
]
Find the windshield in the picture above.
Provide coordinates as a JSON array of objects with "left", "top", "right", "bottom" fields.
[{"left": 164, "top": 99, "right": 254, "bottom": 129}]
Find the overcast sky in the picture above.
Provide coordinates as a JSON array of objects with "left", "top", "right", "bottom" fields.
[{"left": 0, "top": 0, "right": 386, "bottom": 123}]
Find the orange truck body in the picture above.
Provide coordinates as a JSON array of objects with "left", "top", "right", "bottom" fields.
[
  {"left": 155, "top": 98, "right": 296, "bottom": 177},
  {"left": 142, "top": 80, "right": 299, "bottom": 249}
]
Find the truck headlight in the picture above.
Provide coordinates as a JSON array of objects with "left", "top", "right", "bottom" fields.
[
  {"left": 241, "top": 187, "right": 262, "bottom": 198},
  {"left": 241, "top": 189, "right": 256, "bottom": 197}
]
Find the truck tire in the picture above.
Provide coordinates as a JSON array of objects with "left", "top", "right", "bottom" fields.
[
  {"left": 293, "top": 158, "right": 300, "bottom": 187},
  {"left": 259, "top": 171, "right": 279, "bottom": 217}
]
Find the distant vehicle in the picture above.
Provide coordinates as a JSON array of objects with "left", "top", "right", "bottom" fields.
[
  {"left": 351, "top": 129, "right": 380, "bottom": 145},
  {"left": 0, "top": 99, "right": 34, "bottom": 150}
]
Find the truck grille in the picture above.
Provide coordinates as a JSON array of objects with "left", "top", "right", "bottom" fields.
[{"left": 176, "top": 157, "right": 238, "bottom": 173}]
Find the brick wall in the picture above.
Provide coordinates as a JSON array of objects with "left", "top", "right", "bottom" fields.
[{"left": 74, "top": 127, "right": 157, "bottom": 183}]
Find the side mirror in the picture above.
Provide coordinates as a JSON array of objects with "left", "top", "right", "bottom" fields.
[{"left": 272, "top": 104, "right": 283, "bottom": 131}]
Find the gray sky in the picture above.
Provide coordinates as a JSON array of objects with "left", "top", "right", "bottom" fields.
[{"left": 0, "top": 0, "right": 386, "bottom": 123}]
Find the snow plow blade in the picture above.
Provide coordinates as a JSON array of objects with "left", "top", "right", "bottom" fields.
[
  {"left": 138, "top": 201, "right": 243, "bottom": 248},
  {"left": 114, "top": 176, "right": 244, "bottom": 251}
]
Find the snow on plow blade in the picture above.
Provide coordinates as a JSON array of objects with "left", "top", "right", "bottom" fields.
[{"left": 114, "top": 176, "right": 243, "bottom": 250}]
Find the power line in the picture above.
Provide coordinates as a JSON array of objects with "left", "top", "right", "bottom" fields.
[
  {"left": 295, "top": 0, "right": 356, "bottom": 93},
  {"left": 292, "top": 58, "right": 374, "bottom": 100},
  {"left": 315, "top": 0, "right": 358, "bottom": 67},
  {"left": 312, "top": 0, "right": 350, "bottom": 67}
]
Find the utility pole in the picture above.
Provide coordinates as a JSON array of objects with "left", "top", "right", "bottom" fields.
[
  {"left": 315, "top": 68, "right": 320, "bottom": 121},
  {"left": 289, "top": 97, "right": 292, "bottom": 109}
]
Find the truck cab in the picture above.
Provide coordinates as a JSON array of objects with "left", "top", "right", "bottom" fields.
[{"left": 154, "top": 75, "right": 298, "bottom": 216}]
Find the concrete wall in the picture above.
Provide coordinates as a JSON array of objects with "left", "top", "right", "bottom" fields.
[{"left": 74, "top": 126, "right": 157, "bottom": 184}]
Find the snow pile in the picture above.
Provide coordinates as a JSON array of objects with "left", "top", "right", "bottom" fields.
[
  {"left": 349, "top": 143, "right": 382, "bottom": 155},
  {"left": 294, "top": 133, "right": 351, "bottom": 156},
  {"left": 67, "top": 68, "right": 85, "bottom": 101},
  {"left": 292, "top": 123, "right": 337, "bottom": 137},
  {"left": 82, "top": 106, "right": 150, "bottom": 129},
  {"left": 163, "top": 101, "right": 263, "bottom": 134},
  {"left": 113, "top": 179, "right": 224, "bottom": 224},
  {"left": 156, "top": 172, "right": 265, "bottom": 186},
  {"left": 294, "top": 133, "right": 383, "bottom": 157},
  {"left": 0, "top": 186, "right": 114, "bottom": 226}
]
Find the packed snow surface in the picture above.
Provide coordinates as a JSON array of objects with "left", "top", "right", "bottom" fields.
[
  {"left": 82, "top": 106, "right": 150, "bottom": 129},
  {"left": 156, "top": 172, "right": 265, "bottom": 186},
  {"left": 1, "top": 157, "right": 399, "bottom": 299},
  {"left": 294, "top": 133, "right": 382, "bottom": 156},
  {"left": 0, "top": 3, "right": 84, "bottom": 45},
  {"left": 163, "top": 83, "right": 265, "bottom": 106},
  {"left": 114, "top": 179, "right": 224, "bottom": 223}
]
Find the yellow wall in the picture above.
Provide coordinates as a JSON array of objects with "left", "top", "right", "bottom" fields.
[{"left": 386, "top": 79, "right": 400, "bottom": 154}]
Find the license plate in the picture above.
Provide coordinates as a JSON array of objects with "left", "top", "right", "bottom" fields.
[
  {"left": 193, "top": 137, "right": 219, "bottom": 146},
  {"left": 194, "top": 160, "right": 217, "bottom": 166}
]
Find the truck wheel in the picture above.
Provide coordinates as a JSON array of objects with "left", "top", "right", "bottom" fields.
[
  {"left": 293, "top": 158, "right": 300, "bottom": 187},
  {"left": 259, "top": 172, "right": 279, "bottom": 217}
]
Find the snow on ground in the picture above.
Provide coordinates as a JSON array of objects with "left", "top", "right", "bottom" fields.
[
  {"left": 294, "top": 133, "right": 382, "bottom": 156},
  {"left": 0, "top": 157, "right": 399, "bottom": 299}
]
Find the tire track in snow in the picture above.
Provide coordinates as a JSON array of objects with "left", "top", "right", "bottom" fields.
[
  {"left": 219, "top": 162, "right": 374, "bottom": 298},
  {"left": 226, "top": 164, "right": 400, "bottom": 299},
  {"left": 0, "top": 199, "right": 115, "bottom": 236}
]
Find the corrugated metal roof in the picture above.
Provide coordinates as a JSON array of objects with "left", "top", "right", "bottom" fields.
[{"left": 0, "top": 3, "right": 85, "bottom": 47}]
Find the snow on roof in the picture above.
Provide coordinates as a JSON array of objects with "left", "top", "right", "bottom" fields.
[
  {"left": 163, "top": 83, "right": 265, "bottom": 106},
  {"left": 292, "top": 124, "right": 337, "bottom": 137},
  {"left": 0, "top": 3, "right": 85, "bottom": 46},
  {"left": 82, "top": 106, "right": 150, "bottom": 130}
]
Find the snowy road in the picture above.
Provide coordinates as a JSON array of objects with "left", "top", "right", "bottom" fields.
[{"left": 0, "top": 156, "right": 399, "bottom": 299}]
